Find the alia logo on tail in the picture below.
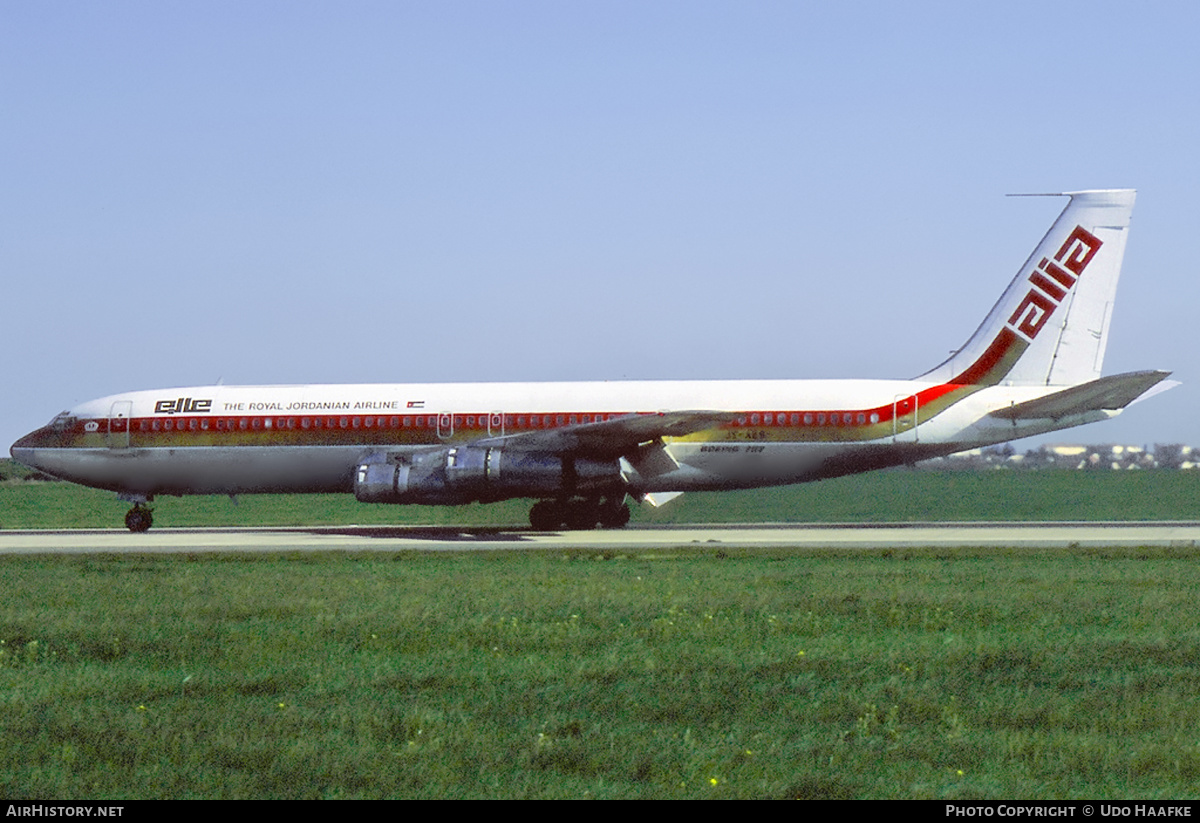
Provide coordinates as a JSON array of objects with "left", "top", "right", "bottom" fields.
[{"left": 1007, "top": 225, "right": 1102, "bottom": 342}]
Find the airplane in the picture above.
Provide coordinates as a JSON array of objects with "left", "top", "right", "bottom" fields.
[{"left": 10, "top": 189, "right": 1173, "bottom": 533}]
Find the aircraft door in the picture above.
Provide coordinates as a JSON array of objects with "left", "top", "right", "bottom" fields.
[
  {"left": 107, "top": 400, "right": 132, "bottom": 449},
  {"left": 437, "top": 412, "right": 454, "bottom": 440},
  {"left": 892, "top": 394, "right": 919, "bottom": 443},
  {"left": 487, "top": 412, "right": 504, "bottom": 437}
]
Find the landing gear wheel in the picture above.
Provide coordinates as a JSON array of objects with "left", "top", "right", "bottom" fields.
[
  {"left": 124, "top": 506, "right": 153, "bottom": 533},
  {"left": 564, "top": 500, "right": 598, "bottom": 531},
  {"left": 599, "top": 501, "right": 631, "bottom": 529},
  {"left": 529, "top": 500, "right": 562, "bottom": 531},
  {"left": 529, "top": 498, "right": 624, "bottom": 531}
]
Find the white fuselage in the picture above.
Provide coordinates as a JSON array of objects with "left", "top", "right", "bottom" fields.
[{"left": 10, "top": 378, "right": 1106, "bottom": 498}]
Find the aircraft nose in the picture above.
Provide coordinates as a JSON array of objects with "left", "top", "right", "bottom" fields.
[{"left": 10, "top": 428, "right": 51, "bottom": 469}]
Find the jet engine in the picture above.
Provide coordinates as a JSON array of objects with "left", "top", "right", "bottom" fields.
[{"left": 353, "top": 447, "right": 622, "bottom": 505}]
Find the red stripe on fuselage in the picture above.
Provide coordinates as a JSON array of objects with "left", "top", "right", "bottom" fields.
[
  {"left": 72, "top": 331, "right": 1029, "bottom": 449},
  {"left": 67, "top": 398, "right": 937, "bottom": 445},
  {"left": 949, "top": 327, "right": 1021, "bottom": 386}
]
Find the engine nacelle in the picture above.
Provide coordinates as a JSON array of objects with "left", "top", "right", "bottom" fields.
[{"left": 353, "top": 447, "right": 622, "bottom": 504}]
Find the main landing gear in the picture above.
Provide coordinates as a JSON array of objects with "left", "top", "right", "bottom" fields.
[
  {"left": 529, "top": 496, "right": 631, "bottom": 531},
  {"left": 124, "top": 503, "right": 153, "bottom": 533}
]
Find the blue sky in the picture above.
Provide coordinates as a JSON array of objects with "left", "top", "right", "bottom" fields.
[{"left": 4, "top": 1, "right": 1197, "bottom": 450}]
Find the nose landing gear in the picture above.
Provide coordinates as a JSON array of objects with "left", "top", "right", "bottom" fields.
[{"left": 123, "top": 503, "right": 153, "bottom": 533}]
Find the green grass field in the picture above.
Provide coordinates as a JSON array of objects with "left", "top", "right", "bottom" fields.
[
  {"left": 2, "top": 548, "right": 1198, "bottom": 799},
  {"left": 5, "top": 468, "right": 1200, "bottom": 529},
  {"left": 3, "top": 469, "right": 1200, "bottom": 799}
]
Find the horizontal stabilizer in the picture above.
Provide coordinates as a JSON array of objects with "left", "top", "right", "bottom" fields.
[{"left": 988, "top": 370, "right": 1173, "bottom": 420}]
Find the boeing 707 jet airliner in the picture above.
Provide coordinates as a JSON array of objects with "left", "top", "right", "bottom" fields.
[{"left": 11, "top": 189, "right": 1171, "bottom": 531}]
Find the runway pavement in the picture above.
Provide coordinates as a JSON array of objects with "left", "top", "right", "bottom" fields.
[{"left": 2, "top": 521, "right": 1200, "bottom": 554}]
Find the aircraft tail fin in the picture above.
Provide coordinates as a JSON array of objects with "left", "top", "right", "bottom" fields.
[{"left": 921, "top": 189, "right": 1136, "bottom": 387}]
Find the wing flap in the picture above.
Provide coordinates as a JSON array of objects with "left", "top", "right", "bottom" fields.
[{"left": 988, "top": 370, "right": 1173, "bottom": 420}]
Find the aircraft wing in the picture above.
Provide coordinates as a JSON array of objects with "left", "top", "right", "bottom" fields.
[
  {"left": 988, "top": 370, "right": 1174, "bottom": 421},
  {"left": 473, "top": 410, "right": 738, "bottom": 456}
]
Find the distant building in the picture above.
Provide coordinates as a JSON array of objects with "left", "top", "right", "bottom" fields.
[{"left": 920, "top": 443, "right": 1197, "bottom": 471}]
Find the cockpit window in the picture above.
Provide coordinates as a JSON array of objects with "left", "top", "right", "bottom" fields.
[{"left": 50, "top": 412, "right": 76, "bottom": 432}]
